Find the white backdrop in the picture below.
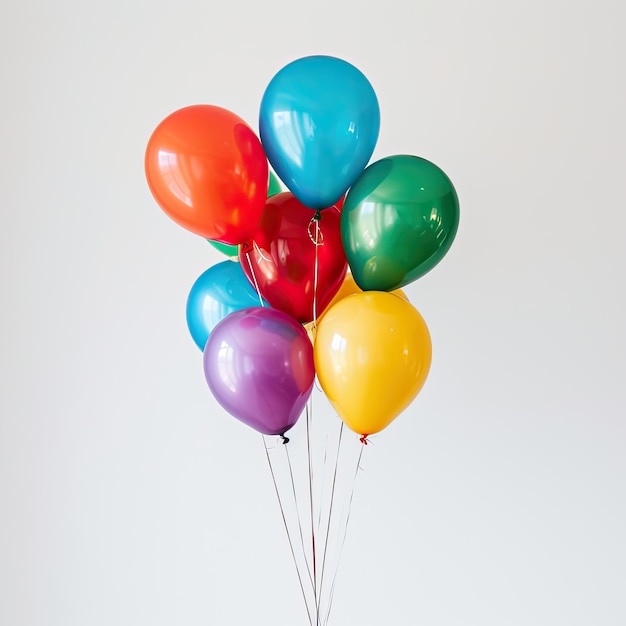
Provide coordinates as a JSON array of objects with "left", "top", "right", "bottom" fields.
[{"left": 1, "top": 1, "right": 625, "bottom": 625}]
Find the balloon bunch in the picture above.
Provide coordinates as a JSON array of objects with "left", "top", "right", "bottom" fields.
[{"left": 145, "top": 54, "right": 459, "bottom": 623}]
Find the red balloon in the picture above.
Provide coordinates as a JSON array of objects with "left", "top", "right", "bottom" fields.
[
  {"left": 239, "top": 193, "right": 347, "bottom": 323},
  {"left": 145, "top": 105, "right": 268, "bottom": 244}
]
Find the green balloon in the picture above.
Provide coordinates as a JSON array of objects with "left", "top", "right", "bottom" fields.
[
  {"left": 208, "top": 171, "right": 283, "bottom": 258},
  {"left": 340, "top": 155, "right": 459, "bottom": 291},
  {"left": 208, "top": 239, "right": 239, "bottom": 258},
  {"left": 268, "top": 170, "right": 282, "bottom": 196}
]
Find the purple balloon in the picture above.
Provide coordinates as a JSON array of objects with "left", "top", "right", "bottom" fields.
[{"left": 203, "top": 307, "right": 315, "bottom": 435}]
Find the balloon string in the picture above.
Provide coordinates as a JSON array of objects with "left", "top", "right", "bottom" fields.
[
  {"left": 243, "top": 243, "right": 265, "bottom": 307},
  {"left": 307, "top": 210, "right": 324, "bottom": 244},
  {"left": 263, "top": 435, "right": 314, "bottom": 626},
  {"left": 306, "top": 399, "right": 320, "bottom": 625},
  {"left": 317, "top": 422, "right": 344, "bottom": 617},
  {"left": 284, "top": 441, "right": 315, "bottom": 589},
  {"left": 316, "top": 421, "right": 331, "bottom": 536},
  {"left": 309, "top": 211, "right": 323, "bottom": 327},
  {"left": 323, "top": 442, "right": 365, "bottom": 626}
]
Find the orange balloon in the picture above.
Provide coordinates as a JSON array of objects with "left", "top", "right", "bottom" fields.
[{"left": 145, "top": 105, "right": 269, "bottom": 244}]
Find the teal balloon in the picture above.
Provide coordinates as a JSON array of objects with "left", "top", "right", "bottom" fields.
[
  {"left": 208, "top": 172, "right": 281, "bottom": 258},
  {"left": 341, "top": 155, "right": 460, "bottom": 291},
  {"left": 260, "top": 55, "right": 380, "bottom": 210},
  {"left": 186, "top": 261, "right": 266, "bottom": 351}
]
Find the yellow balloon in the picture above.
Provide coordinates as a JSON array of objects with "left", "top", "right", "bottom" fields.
[
  {"left": 306, "top": 273, "right": 409, "bottom": 345},
  {"left": 314, "top": 291, "right": 431, "bottom": 436}
]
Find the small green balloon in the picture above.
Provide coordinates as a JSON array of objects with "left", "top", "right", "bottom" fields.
[
  {"left": 268, "top": 170, "right": 282, "bottom": 196},
  {"left": 340, "top": 155, "right": 459, "bottom": 292},
  {"left": 208, "top": 239, "right": 239, "bottom": 258}
]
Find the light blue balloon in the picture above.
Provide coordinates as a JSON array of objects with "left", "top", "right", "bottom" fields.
[
  {"left": 259, "top": 55, "right": 380, "bottom": 210},
  {"left": 186, "top": 261, "right": 266, "bottom": 351}
]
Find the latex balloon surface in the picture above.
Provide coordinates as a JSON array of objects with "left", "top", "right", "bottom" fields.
[
  {"left": 145, "top": 105, "right": 268, "bottom": 244},
  {"left": 204, "top": 307, "right": 314, "bottom": 436},
  {"left": 314, "top": 291, "right": 432, "bottom": 435},
  {"left": 239, "top": 192, "right": 347, "bottom": 323},
  {"left": 186, "top": 261, "right": 265, "bottom": 351},
  {"left": 341, "top": 155, "right": 459, "bottom": 291},
  {"left": 208, "top": 171, "right": 283, "bottom": 258},
  {"left": 260, "top": 55, "right": 380, "bottom": 209}
]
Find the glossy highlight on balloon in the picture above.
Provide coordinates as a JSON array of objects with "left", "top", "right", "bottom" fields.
[
  {"left": 203, "top": 307, "right": 315, "bottom": 436},
  {"left": 260, "top": 55, "right": 380, "bottom": 209},
  {"left": 341, "top": 155, "right": 460, "bottom": 291},
  {"left": 314, "top": 291, "right": 432, "bottom": 436},
  {"left": 186, "top": 261, "right": 266, "bottom": 351},
  {"left": 145, "top": 105, "right": 268, "bottom": 244}
]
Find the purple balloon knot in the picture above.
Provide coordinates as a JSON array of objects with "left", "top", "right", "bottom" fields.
[{"left": 280, "top": 434, "right": 290, "bottom": 445}]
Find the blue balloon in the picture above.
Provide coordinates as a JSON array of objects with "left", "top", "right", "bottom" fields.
[
  {"left": 259, "top": 55, "right": 380, "bottom": 210},
  {"left": 186, "top": 261, "right": 266, "bottom": 351}
]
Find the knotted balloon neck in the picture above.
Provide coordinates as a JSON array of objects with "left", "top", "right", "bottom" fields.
[
  {"left": 280, "top": 434, "right": 290, "bottom": 445},
  {"left": 307, "top": 210, "right": 324, "bottom": 245},
  {"left": 359, "top": 434, "right": 369, "bottom": 445}
]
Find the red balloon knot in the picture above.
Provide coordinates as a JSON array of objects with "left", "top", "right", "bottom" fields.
[{"left": 359, "top": 434, "right": 369, "bottom": 445}]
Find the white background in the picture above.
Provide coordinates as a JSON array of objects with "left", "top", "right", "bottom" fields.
[{"left": 1, "top": 1, "right": 625, "bottom": 624}]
